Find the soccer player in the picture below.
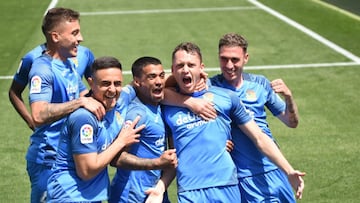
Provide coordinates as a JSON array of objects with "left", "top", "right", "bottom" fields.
[
  {"left": 210, "top": 33, "right": 301, "bottom": 202},
  {"left": 8, "top": 43, "right": 94, "bottom": 131},
  {"left": 47, "top": 56, "right": 144, "bottom": 202},
  {"left": 109, "top": 56, "right": 177, "bottom": 203},
  {"left": 25, "top": 8, "right": 104, "bottom": 203},
  {"left": 146, "top": 42, "right": 305, "bottom": 202}
]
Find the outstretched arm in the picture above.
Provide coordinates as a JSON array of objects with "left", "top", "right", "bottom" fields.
[
  {"left": 239, "top": 120, "right": 305, "bottom": 199},
  {"left": 271, "top": 79, "right": 299, "bottom": 128}
]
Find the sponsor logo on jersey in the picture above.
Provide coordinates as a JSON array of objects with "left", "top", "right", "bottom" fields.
[
  {"left": 176, "top": 111, "right": 214, "bottom": 129},
  {"left": 29, "top": 76, "right": 41, "bottom": 94},
  {"left": 80, "top": 124, "right": 93, "bottom": 144}
]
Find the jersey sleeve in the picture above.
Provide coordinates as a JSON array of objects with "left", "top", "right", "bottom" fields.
[
  {"left": 68, "top": 109, "right": 99, "bottom": 154},
  {"left": 13, "top": 57, "right": 33, "bottom": 86},
  {"left": 13, "top": 44, "right": 45, "bottom": 86},
  {"left": 264, "top": 80, "right": 286, "bottom": 116},
  {"left": 28, "top": 58, "right": 54, "bottom": 103},
  {"left": 125, "top": 104, "right": 147, "bottom": 128},
  {"left": 119, "top": 85, "right": 136, "bottom": 105},
  {"left": 229, "top": 91, "right": 252, "bottom": 125}
]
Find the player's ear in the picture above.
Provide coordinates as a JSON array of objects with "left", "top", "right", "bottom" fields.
[
  {"left": 244, "top": 53, "right": 249, "bottom": 64},
  {"left": 87, "top": 77, "right": 93, "bottom": 87},
  {"left": 200, "top": 62, "right": 205, "bottom": 72},
  {"left": 133, "top": 76, "right": 141, "bottom": 87},
  {"left": 50, "top": 31, "right": 60, "bottom": 43}
]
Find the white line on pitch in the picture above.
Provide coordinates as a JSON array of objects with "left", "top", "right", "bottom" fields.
[
  {"left": 1, "top": 62, "right": 358, "bottom": 79},
  {"left": 80, "top": 6, "right": 259, "bottom": 16},
  {"left": 122, "top": 61, "right": 360, "bottom": 75},
  {"left": 43, "top": 0, "right": 58, "bottom": 16},
  {"left": 247, "top": 0, "right": 360, "bottom": 63}
]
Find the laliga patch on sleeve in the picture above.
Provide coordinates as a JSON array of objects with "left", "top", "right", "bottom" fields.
[
  {"left": 80, "top": 124, "right": 94, "bottom": 144},
  {"left": 29, "top": 76, "right": 42, "bottom": 94}
]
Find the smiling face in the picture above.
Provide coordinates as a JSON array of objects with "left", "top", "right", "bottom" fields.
[
  {"left": 172, "top": 50, "right": 204, "bottom": 94},
  {"left": 42, "top": 8, "right": 83, "bottom": 61},
  {"left": 53, "top": 20, "right": 83, "bottom": 60},
  {"left": 88, "top": 67, "right": 123, "bottom": 111},
  {"left": 134, "top": 64, "right": 165, "bottom": 106},
  {"left": 219, "top": 45, "right": 249, "bottom": 86}
]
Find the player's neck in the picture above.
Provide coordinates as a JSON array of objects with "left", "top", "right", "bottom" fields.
[{"left": 228, "top": 75, "right": 243, "bottom": 89}]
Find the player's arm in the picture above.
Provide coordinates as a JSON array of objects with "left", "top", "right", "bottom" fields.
[
  {"left": 75, "top": 116, "right": 143, "bottom": 181},
  {"left": 31, "top": 96, "right": 105, "bottom": 127},
  {"left": 144, "top": 132, "right": 176, "bottom": 203},
  {"left": 238, "top": 120, "right": 305, "bottom": 199},
  {"left": 162, "top": 75, "right": 217, "bottom": 121},
  {"left": 145, "top": 167, "right": 176, "bottom": 203},
  {"left": 271, "top": 79, "right": 299, "bottom": 128},
  {"left": 111, "top": 148, "right": 177, "bottom": 170},
  {"left": 8, "top": 80, "right": 35, "bottom": 131},
  {"left": 110, "top": 110, "right": 177, "bottom": 170}
]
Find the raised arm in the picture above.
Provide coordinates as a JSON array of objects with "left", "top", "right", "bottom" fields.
[{"left": 270, "top": 79, "right": 299, "bottom": 128}]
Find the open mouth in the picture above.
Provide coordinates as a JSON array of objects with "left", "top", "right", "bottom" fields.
[
  {"left": 183, "top": 76, "right": 192, "bottom": 85},
  {"left": 153, "top": 88, "right": 163, "bottom": 95}
]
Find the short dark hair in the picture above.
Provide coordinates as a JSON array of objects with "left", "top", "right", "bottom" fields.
[
  {"left": 131, "top": 56, "right": 162, "bottom": 78},
  {"left": 91, "top": 56, "right": 122, "bottom": 76},
  {"left": 42, "top": 7, "right": 80, "bottom": 35},
  {"left": 172, "top": 42, "right": 202, "bottom": 62},
  {"left": 218, "top": 33, "right": 248, "bottom": 52}
]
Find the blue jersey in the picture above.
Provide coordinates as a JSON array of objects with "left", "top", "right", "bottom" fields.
[
  {"left": 13, "top": 44, "right": 94, "bottom": 86},
  {"left": 47, "top": 86, "right": 136, "bottom": 202},
  {"left": 47, "top": 107, "right": 122, "bottom": 202},
  {"left": 109, "top": 97, "right": 166, "bottom": 203},
  {"left": 26, "top": 54, "right": 86, "bottom": 166},
  {"left": 114, "top": 85, "right": 137, "bottom": 123},
  {"left": 210, "top": 73, "right": 286, "bottom": 177},
  {"left": 162, "top": 87, "right": 251, "bottom": 193}
]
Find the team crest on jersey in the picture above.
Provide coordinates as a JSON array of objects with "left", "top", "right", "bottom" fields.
[
  {"left": 80, "top": 124, "right": 93, "bottom": 144},
  {"left": 246, "top": 89, "right": 257, "bottom": 101},
  {"left": 115, "top": 111, "right": 124, "bottom": 125},
  {"left": 203, "top": 92, "right": 214, "bottom": 102},
  {"left": 71, "top": 58, "right": 79, "bottom": 67},
  {"left": 29, "top": 76, "right": 41, "bottom": 94}
]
